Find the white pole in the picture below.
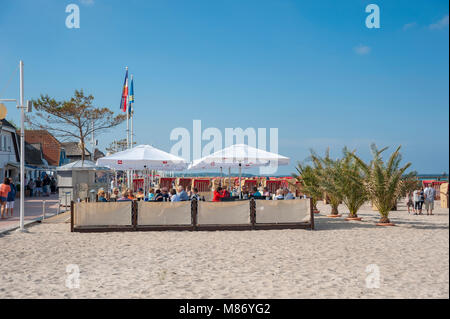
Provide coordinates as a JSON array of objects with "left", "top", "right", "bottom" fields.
[
  {"left": 228, "top": 167, "right": 231, "bottom": 193},
  {"left": 130, "top": 74, "right": 134, "bottom": 149},
  {"left": 42, "top": 200, "right": 46, "bottom": 220},
  {"left": 239, "top": 163, "right": 242, "bottom": 199},
  {"left": 91, "top": 120, "right": 95, "bottom": 161},
  {"left": 125, "top": 67, "right": 130, "bottom": 189},
  {"left": 18, "top": 60, "right": 26, "bottom": 232}
]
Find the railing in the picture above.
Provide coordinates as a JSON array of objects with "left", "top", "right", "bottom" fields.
[{"left": 71, "top": 198, "right": 314, "bottom": 232}]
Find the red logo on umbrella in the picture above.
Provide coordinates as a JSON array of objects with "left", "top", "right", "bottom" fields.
[
  {"left": 118, "top": 160, "right": 123, "bottom": 164},
  {"left": 162, "top": 161, "right": 168, "bottom": 164}
]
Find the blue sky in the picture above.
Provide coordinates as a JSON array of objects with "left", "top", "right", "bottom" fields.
[{"left": 1, "top": 0, "right": 448, "bottom": 175}]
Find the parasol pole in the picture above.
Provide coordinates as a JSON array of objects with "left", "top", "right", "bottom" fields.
[
  {"left": 228, "top": 167, "right": 231, "bottom": 193},
  {"left": 239, "top": 163, "right": 242, "bottom": 199}
]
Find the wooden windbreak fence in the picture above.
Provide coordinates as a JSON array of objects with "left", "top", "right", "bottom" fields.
[{"left": 71, "top": 198, "right": 314, "bottom": 233}]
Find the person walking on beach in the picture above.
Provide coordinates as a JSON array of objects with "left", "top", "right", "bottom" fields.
[
  {"left": 413, "top": 188, "right": 422, "bottom": 215},
  {"left": 405, "top": 192, "right": 414, "bottom": 214},
  {"left": 424, "top": 184, "right": 436, "bottom": 215},
  {"left": 6, "top": 178, "right": 16, "bottom": 217},
  {"left": 419, "top": 187, "right": 425, "bottom": 214},
  {"left": 0, "top": 178, "right": 12, "bottom": 219}
]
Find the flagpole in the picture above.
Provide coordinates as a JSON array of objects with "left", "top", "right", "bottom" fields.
[
  {"left": 124, "top": 67, "right": 131, "bottom": 189},
  {"left": 130, "top": 74, "right": 134, "bottom": 149},
  {"left": 129, "top": 74, "right": 134, "bottom": 190}
]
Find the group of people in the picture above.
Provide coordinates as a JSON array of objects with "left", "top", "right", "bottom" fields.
[
  {"left": 0, "top": 178, "right": 17, "bottom": 219},
  {"left": 405, "top": 185, "right": 436, "bottom": 215},
  {"left": 26, "top": 174, "right": 56, "bottom": 197},
  {"left": 99, "top": 185, "right": 202, "bottom": 203},
  {"left": 212, "top": 186, "right": 295, "bottom": 201},
  {"left": 97, "top": 184, "right": 297, "bottom": 203}
]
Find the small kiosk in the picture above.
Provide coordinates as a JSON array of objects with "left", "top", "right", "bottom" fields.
[{"left": 56, "top": 160, "right": 110, "bottom": 204}]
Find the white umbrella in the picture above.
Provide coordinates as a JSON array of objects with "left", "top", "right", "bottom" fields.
[
  {"left": 188, "top": 144, "right": 290, "bottom": 196},
  {"left": 57, "top": 160, "right": 110, "bottom": 171},
  {"left": 97, "top": 144, "right": 188, "bottom": 171}
]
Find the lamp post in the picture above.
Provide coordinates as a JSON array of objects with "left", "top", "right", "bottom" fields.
[{"left": 0, "top": 60, "right": 27, "bottom": 232}]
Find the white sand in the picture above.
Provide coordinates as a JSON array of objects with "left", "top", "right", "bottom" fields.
[{"left": 0, "top": 201, "right": 448, "bottom": 299}]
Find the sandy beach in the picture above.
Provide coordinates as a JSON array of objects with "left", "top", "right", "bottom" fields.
[{"left": 0, "top": 201, "right": 448, "bottom": 299}]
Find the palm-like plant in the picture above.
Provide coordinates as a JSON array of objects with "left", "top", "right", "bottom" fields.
[
  {"left": 293, "top": 164, "right": 322, "bottom": 211},
  {"left": 309, "top": 150, "right": 343, "bottom": 216},
  {"left": 351, "top": 144, "right": 411, "bottom": 224},
  {"left": 330, "top": 149, "right": 368, "bottom": 218}
]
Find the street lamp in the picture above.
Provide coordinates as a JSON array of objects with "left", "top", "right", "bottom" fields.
[{"left": 0, "top": 60, "right": 29, "bottom": 232}]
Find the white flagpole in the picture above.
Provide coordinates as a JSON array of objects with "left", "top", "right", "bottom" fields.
[
  {"left": 130, "top": 75, "right": 134, "bottom": 148},
  {"left": 130, "top": 74, "right": 134, "bottom": 190},
  {"left": 125, "top": 67, "right": 130, "bottom": 189}
]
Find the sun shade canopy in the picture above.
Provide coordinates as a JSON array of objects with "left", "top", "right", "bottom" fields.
[{"left": 97, "top": 145, "right": 188, "bottom": 171}]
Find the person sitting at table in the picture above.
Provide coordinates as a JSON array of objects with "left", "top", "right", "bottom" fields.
[
  {"left": 213, "top": 187, "right": 224, "bottom": 202},
  {"left": 186, "top": 185, "right": 193, "bottom": 198},
  {"left": 117, "top": 190, "right": 132, "bottom": 202},
  {"left": 147, "top": 188, "right": 155, "bottom": 201},
  {"left": 262, "top": 187, "right": 270, "bottom": 197},
  {"left": 190, "top": 187, "right": 201, "bottom": 201},
  {"left": 178, "top": 186, "right": 189, "bottom": 201},
  {"left": 251, "top": 186, "right": 262, "bottom": 197},
  {"left": 97, "top": 189, "right": 108, "bottom": 202},
  {"left": 170, "top": 189, "right": 181, "bottom": 202},
  {"left": 220, "top": 187, "right": 230, "bottom": 198},
  {"left": 241, "top": 186, "right": 250, "bottom": 199},
  {"left": 161, "top": 187, "right": 170, "bottom": 201},
  {"left": 154, "top": 189, "right": 163, "bottom": 201},
  {"left": 110, "top": 187, "right": 120, "bottom": 201},
  {"left": 283, "top": 188, "right": 295, "bottom": 200},
  {"left": 273, "top": 189, "right": 284, "bottom": 200},
  {"left": 136, "top": 188, "right": 145, "bottom": 201},
  {"left": 127, "top": 189, "right": 136, "bottom": 200}
]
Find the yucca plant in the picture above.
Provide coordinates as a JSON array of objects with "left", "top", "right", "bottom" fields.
[
  {"left": 330, "top": 149, "right": 368, "bottom": 218},
  {"left": 309, "top": 150, "right": 343, "bottom": 216},
  {"left": 293, "top": 164, "right": 322, "bottom": 211},
  {"left": 351, "top": 144, "right": 411, "bottom": 224}
]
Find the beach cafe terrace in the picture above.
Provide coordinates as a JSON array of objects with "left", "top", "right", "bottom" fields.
[
  {"left": 72, "top": 144, "right": 314, "bottom": 232},
  {"left": 70, "top": 198, "right": 314, "bottom": 233}
]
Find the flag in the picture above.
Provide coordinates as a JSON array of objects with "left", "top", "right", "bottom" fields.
[
  {"left": 120, "top": 69, "right": 129, "bottom": 112},
  {"left": 128, "top": 76, "right": 134, "bottom": 115}
]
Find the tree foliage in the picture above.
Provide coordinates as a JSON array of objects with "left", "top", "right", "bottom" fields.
[
  {"left": 351, "top": 144, "right": 411, "bottom": 223},
  {"left": 106, "top": 139, "right": 136, "bottom": 154},
  {"left": 329, "top": 149, "right": 368, "bottom": 217},
  {"left": 29, "top": 89, "right": 126, "bottom": 161}
]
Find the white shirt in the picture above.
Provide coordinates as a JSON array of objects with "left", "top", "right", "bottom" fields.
[
  {"left": 284, "top": 192, "right": 295, "bottom": 200},
  {"left": 413, "top": 190, "right": 420, "bottom": 202},
  {"left": 424, "top": 187, "right": 435, "bottom": 201}
]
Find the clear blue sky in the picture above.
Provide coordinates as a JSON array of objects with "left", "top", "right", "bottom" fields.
[{"left": 1, "top": 0, "right": 448, "bottom": 175}]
